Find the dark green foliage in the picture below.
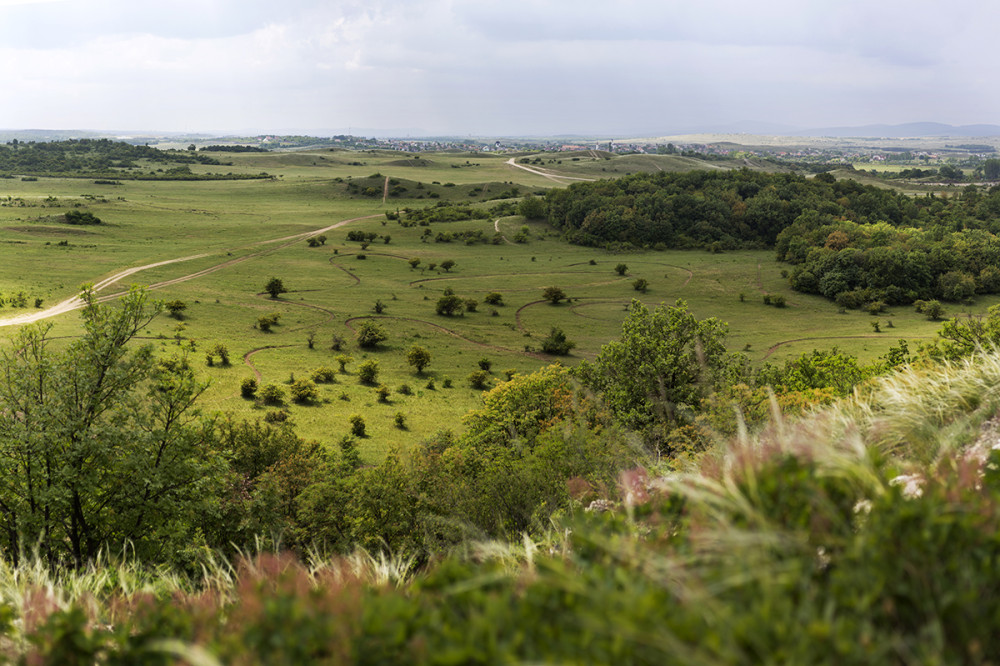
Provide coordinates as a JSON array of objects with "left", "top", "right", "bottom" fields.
[
  {"left": 264, "top": 277, "right": 286, "bottom": 299},
  {"left": 310, "top": 366, "right": 336, "bottom": 383},
  {"left": 289, "top": 379, "right": 319, "bottom": 404},
  {"left": 578, "top": 299, "right": 729, "bottom": 440},
  {"left": 468, "top": 370, "right": 491, "bottom": 389},
  {"left": 542, "top": 286, "right": 566, "bottom": 304},
  {"left": 205, "top": 343, "right": 230, "bottom": 367},
  {"left": 257, "top": 312, "right": 281, "bottom": 331},
  {"left": 405, "top": 345, "right": 431, "bottom": 374},
  {"left": 259, "top": 383, "right": 285, "bottom": 405},
  {"left": 517, "top": 195, "right": 547, "bottom": 219},
  {"left": 356, "top": 320, "right": 387, "bottom": 348},
  {"left": 541, "top": 327, "right": 575, "bottom": 355},
  {"left": 63, "top": 209, "right": 101, "bottom": 225},
  {"left": 0, "top": 287, "right": 222, "bottom": 566},
  {"left": 165, "top": 300, "right": 187, "bottom": 319},
  {"left": 632, "top": 277, "right": 649, "bottom": 293},
  {"left": 0, "top": 138, "right": 240, "bottom": 179},
  {"left": 615, "top": 263, "right": 628, "bottom": 276},
  {"left": 357, "top": 359, "right": 379, "bottom": 385},
  {"left": 435, "top": 293, "right": 465, "bottom": 316},
  {"left": 483, "top": 292, "right": 503, "bottom": 306},
  {"left": 240, "top": 377, "right": 258, "bottom": 398}
]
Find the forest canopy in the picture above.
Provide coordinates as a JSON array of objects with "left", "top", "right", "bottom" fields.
[{"left": 545, "top": 169, "right": 1000, "bottom": 305}]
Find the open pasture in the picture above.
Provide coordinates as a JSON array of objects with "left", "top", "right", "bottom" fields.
[{"left": 0, "top": 150, "right": 980, "bottom": 456}]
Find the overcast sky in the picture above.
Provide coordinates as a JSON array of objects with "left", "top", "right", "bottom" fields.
[{"left": 0, "top": 0, "right": 995, "bottom": 137}]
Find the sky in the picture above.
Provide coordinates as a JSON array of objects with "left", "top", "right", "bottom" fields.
[{"left": 0, "top": 0, "right": 996, "bottom": 137}]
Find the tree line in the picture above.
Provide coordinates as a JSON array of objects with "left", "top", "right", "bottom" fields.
[{"left": 545, "top": 168, "right": 1000, "bottom": 306}]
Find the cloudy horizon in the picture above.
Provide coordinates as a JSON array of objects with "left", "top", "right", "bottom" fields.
[{"left": 0, "top": 0, "right": 995, "bottom": 137}]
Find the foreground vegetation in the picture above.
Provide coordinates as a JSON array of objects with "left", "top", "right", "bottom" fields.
[{"left": 5, "top": 344, "right": 1000, "bottom": 663}]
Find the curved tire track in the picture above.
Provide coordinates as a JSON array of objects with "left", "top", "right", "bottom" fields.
[
  {"left": 344, "top": 315, "right": 548, "bottom": 360},
  {"left": 243, "top": 344, "right": 295, "bottom": 381},
  {"left": 515, "top": 299, "right": 550, "bottom": 334},
  {"left": 762, "top": 335, "right": 934, "bottom": 360}
]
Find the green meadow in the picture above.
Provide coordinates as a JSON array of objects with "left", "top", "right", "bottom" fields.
[{"left": 0, "top": 150, "right": 981, "bottom": 457}]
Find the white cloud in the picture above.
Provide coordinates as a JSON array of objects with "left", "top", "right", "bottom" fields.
[{"left": 0, "top": 0, "right": 996, "bottom": 134}]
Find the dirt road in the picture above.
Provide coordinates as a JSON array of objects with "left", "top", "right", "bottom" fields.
[
  {"left": 0, "top": 213, "right": 383, "bottom": 328},
  {"left": 505, "top": 158, "right": 596, "bottom": 183}
]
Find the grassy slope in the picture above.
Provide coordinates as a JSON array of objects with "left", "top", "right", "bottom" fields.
[{"left": 0, "top": 150, "right": 988, "bottom": 457}]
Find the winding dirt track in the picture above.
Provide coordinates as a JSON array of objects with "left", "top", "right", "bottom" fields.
[
  {"left": 493, "top": 218, "right": 513, "bottom": 244},
  {"left": 505, "top": 157, "right": 596, "bottom": 183},
  {"left": 344, "top": 315, "right": 549, "bottom": 360},
  {"left": 762, "top": 335, "right": 935, "bottom": 360},
  {"left": 0, "top": 213, "right": 383, "bottom": 328},
  {"left": 243, "top": 344, "right": 295, "bottom": 381}
]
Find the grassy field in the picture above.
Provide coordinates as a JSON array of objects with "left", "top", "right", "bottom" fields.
[{"left": 0, "top": 149, "right": 985, "bottom": 458}]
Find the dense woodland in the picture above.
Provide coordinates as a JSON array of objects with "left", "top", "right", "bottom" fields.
[
  {"left": 546, "top": 169, "right": 1000, "bottom": 306},
  {"left": 0, "top": 139, "right": 271, "bottom": 180}
]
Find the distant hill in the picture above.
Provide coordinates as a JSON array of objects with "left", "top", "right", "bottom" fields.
[{"left": 793, "top": 122, "right": 1000, "bottom": 138}]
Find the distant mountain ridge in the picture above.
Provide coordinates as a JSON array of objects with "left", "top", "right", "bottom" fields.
[{"left": 792, "top": 122, "right": 1000, "bottom": 138}]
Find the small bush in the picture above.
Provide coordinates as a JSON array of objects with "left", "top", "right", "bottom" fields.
[
  {"left": 289, "top": 379, "right": 320, "bottom": 404},
  {"left": 311, "top": 366, "right": 337, "bottom": 383},
  {"left": 259, "top": 383, "right": 285, "bottom": 406},
  {"left": 468, "top": 370, "right": 491, "bottom": 390},
  {"left": 349, "top": 414, "right": 366, "bottom": 437},
  {"left": 240, "top": 377, "right": 258, "bottom": 399},
  {"left": 358, "top": 359, "right": 379, "bottom": 385},
  {"left": 263, "top": 409, "right": 289, "bottom": 423}
]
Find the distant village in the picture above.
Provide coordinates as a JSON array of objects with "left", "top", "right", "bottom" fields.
[{"left": 191, "top": 133, "right": 998, "bottom": 174}]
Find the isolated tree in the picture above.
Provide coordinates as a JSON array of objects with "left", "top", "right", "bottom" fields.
[
  {"left": 484, "top": 292, "right": 504, "bottom": 306},
  {"left": 335, "top": 354, "right": 353, "bottom": 372},
  {"left": 577, "top": 299, "right": 729, "bottom": 434},
  {"left": 408, "top": 257, "right": 421, "bottom": 270},
  {"left": 436, "top": 293, "right": 465, "bottom": 316},
  {"left": 923, "top": 300, "right": 945, "bottom": 321},
  {"left": 349, "top": 414, "right": 366, "bottom": 437},
  {"left": 289, "top": 379, "right": 320, "bottom": 404},
  {"left": 406, "top": 345, "right": 431, "bottom": 374},
  {"left": 542, "top": 286, "right": 567, "bottom": 304},
  {"left": 468, "top": 370, "right": 491, "bottom": 390},
  {"left": 205, "top": 342, "right": 231, "bottom": 367},
  {"left": 541, "top": 327, "right": 576, "bottom": 355},
  {"left": 165, "top": 300, "right": 187, "bottom": 319},
  {"left": 260, "top": 383, "right": 285, "bottom": 405},
  {"left": 257, "top": 313, "right": 280, "bottom": 332},
  {"left": 240, "top": 377, "right": 258, "bottom": 399},
  {"left": 632, "top": 278, "right": 649, "bottom": 293},
  {"left": 440, "top": 259, "right": 456, "bottom": 272},
  {"left": 357, "top": 359, "right": 379, "bottom": 385},
  {"left": 264, "top": 277, "right": 287, "bottom": 299},
  {"left": 356, "top": 320, "right": 388, "bottom": 349},
  {"left": 615, "top": 263, "right": 628, "bottom": 276}
]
